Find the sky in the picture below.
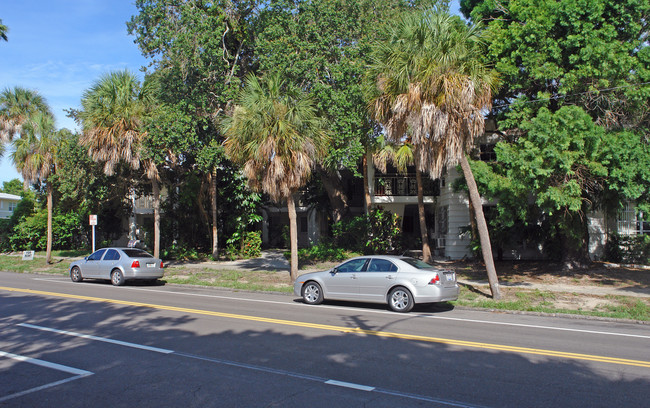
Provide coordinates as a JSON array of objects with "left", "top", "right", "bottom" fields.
[
  {"left": 1, "top": 0, "right": 462, "bottom": 187},
  {"left": 0, "top": 0, "right": 148, "bottom": 185}
]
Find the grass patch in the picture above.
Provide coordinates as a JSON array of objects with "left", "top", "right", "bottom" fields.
[
  {"left": 162, "top": 267, "right": 293, "bottom": 293},
  {"left": 601, "top": 297, "right": 650, "bottom": 321},
  {"left": 0, "top": 253, "right": 70, "bottom": 275}
]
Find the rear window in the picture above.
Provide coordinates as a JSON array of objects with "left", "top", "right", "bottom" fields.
[
  {"left": 367, "top": 259, "right": 398, "bottom": 272},
  {"left": 122, "top": 249, "right": 154, "bottom": 258},
  {"left": 401, "top": 257, "right": 435, "bottom": 269}
]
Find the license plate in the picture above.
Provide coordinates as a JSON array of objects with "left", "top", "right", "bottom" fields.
[
  {"left": 444, "top": 273, "right": 454, "bottom": 281},
  {"left": 146, "top": 263, "right": 155, "bottom": 268}
]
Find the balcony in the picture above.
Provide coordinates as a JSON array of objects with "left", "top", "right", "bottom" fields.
[
  {"left": 374, "top": 174, "right": 440, "bottom": 197},
  {"left": 133, "top": 195, "right": 154, "bottom": 214}
]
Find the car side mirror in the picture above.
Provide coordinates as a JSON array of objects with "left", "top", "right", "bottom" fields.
[
  {"left": 84, "top": 256, "right": 88, "bottom": 261},
  {"left": 331, "top": 267, "right": 338, "bottom": 274}
]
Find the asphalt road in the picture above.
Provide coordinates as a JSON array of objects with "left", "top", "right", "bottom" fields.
[{"left": 0, "top": 271, "right": 649, "bottom": 407}]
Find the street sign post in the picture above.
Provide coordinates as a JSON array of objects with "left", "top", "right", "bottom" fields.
[{"left": 89, "top": 214, "right": 97, "bottom": 252}]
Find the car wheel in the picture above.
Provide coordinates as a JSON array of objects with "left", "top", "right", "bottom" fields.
[
  {"left": 111, "top": 270, "right": 125, "bottom": 286},
  {"left": 70, "top": 266, "right": 83, "bottom": 283},
  {"left": 302, "top": 281, "right": 324, "bottom": 305},
  {"left": 388, "top": 287, "right": 414, "bottom": 313}
]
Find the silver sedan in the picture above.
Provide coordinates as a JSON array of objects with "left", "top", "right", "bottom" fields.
[
  {"left": 293, "top": 255, "right": 459, "bottom": 312},
  {"left": 69, "top": 247, "right": 164, "bottom": 286}
]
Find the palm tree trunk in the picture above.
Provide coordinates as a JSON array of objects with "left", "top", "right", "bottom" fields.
[
  {"left": 415, "top": 166, "right": 432, "bottom": 263},
  {"left": 211, "top": 168, "right": 219, "bottom": 259},
  {"left": 46, "top": 183, "right": 53, "bottom": 264},
  {"left": 287, "top": 194, "right": 299, "bottom": 283},
  {"left": 363, "top": 154, "right": 372, "bottom": 215},
  {"left": 152, "top": 178, "right": 161, "bottom": 259},
  {"left": 459, "top": 154, "right": 501, "bottom": 300}
]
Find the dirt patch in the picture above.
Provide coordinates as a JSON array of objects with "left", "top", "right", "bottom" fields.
[{"left": 443, "top": 260, "right": 650, "bottom": 289}]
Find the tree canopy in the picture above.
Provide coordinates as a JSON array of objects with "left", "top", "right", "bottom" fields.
[{"left": 462, "top": 0, "right": 650, "bottom": 264}]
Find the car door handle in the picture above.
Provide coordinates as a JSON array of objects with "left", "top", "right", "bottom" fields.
[
  {"left": 386, "top": 275, "right": 394, "bottom": 280},
  {"left": 351, "top": 274, "right": 357, "bottom": 279}
]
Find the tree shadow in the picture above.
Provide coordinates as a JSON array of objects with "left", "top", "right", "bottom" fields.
[
  {"left": 0, "top": 291, "right": 647, "bottom": 407},
  {"left": 451, "top": 259, "right": 650, "bottom": 292}
]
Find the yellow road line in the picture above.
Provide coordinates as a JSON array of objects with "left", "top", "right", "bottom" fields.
[{"left": 2, "top": 286, "right": 649, "bottom": 368}]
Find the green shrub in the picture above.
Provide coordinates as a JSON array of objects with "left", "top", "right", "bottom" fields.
[
  {"left": 240, "top": 231, "right": 262, "bottom": 258},
  {"left": 297, "top": 240, "right": 351, "bottom": 262},
  {"left": 332, "top": 208, "right": 402, "bottom": 255},
  {"left": 226, "top": 230, "right": 262, "bottom": 259},
  {"left": 161, "top": 242, "right": 205, "bottom": 260},
  {"left": 7, "top": 210, "right": 86, "bottom": 251},
  {"left": 604, "top": 234, "right": 650, "bottom": 265}
]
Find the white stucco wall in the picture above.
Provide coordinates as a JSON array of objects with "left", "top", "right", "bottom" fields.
[
  {"left": 588, "top": 210, "right": 607, "bottom": 261},
  {"left": 437, "top": 168, "right": 473, "bottom": 260}
]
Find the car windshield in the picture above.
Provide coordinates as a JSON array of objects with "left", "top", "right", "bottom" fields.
[
  {"left": 122, "top": 249, "right": 154, "bottom": 258},
  {"left": 400, "top": 257, "right": 435, "bottom": 269}
]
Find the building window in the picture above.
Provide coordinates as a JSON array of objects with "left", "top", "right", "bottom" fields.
[
  {"left": 480, "top": 144, "right": 497, "bottom": 162},
  {"left": 618, "top": 203, "right": 650, "bottom": 235},
  {"left": 8, "top": 202, "right": 17, "bottom": 212},
  {"left": 437, "top": 206, "right": 448, "bottom": 236}
]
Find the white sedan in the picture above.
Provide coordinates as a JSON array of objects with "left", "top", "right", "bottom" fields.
[{"left": 293, "top": 255, "right": 459, "bottom": 312}]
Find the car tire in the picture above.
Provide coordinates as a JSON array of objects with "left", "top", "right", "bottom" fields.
[
  {"left": 388, "top": 287, "right": 414, "bottom": 313},
  {"left": 70, "top": 266, "right": 83, "bottom": 283},
  {"left": 111, "top": 269, "right": 125, "bottom": 286},
  {"left": 301, "top": 281, "right": 324, "bottom": 305}
]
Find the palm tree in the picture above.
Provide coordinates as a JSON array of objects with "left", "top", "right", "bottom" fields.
[
  {"left": 366, "top": 10, "right": 501, "bottom": 298},
  {"left": 1, "top": 87, "right": 54, "bottom": 190},
  {"left": 374, "top": 135, "right": 433, "bottom": 263},
  {"left": 78, "top": 70, "right": 161, "bottom": 257},
  {"left": 11, "top": 112, "right": 59, "bottom": 263},
  {"left": 1, "top": 87, "right": 52, "bottom": 144},
  {"left": 0, "top": 19, "right": 8, "bottom": 42},
  {"left": 222, "top": 73, "right": 329, "bottom": 282}
]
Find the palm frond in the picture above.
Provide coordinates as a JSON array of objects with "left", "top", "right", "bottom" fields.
[
  {"left": 222, "top": 72, "right": 330, "bottom": 203},
  {"left": 366, "top": 8, "right": 498, "bottom": 180}
]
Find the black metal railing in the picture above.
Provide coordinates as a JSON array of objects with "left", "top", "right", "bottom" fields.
[{"left": 374, "top": 174, "right": 439, "bottom": 197}]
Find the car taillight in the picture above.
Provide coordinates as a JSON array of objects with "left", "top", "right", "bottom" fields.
[
  {"left": 160, "top": 261, "right": 164, "bottom": 268},
  {"left": 131, "top": 260, "right": 140, "bottom": 268},
  {"left": 428, "top": 273, "right": 440, "bottom": 285}
]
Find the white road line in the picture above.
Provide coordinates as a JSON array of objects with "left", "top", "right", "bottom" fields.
[
  {"left": 174, "top": 351, "right": 484, "bottom": 407},
  {"left": 325, "top": 380, "right": 375, "bottom": 391},
  {"left": 18, "top": 323, "right": 174, "bottom": 354},
  {"left": 0, "top": 350, "right": 92, "bottom": 403},
  {"left": 32, "top": 277, "right": 650, "bottom": 340},
  {"left": 0, "top": 350, "right": 92, "bottom": 376},
  {"left": 424, "top": 315, "right": 650, "bottom": 339}
]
